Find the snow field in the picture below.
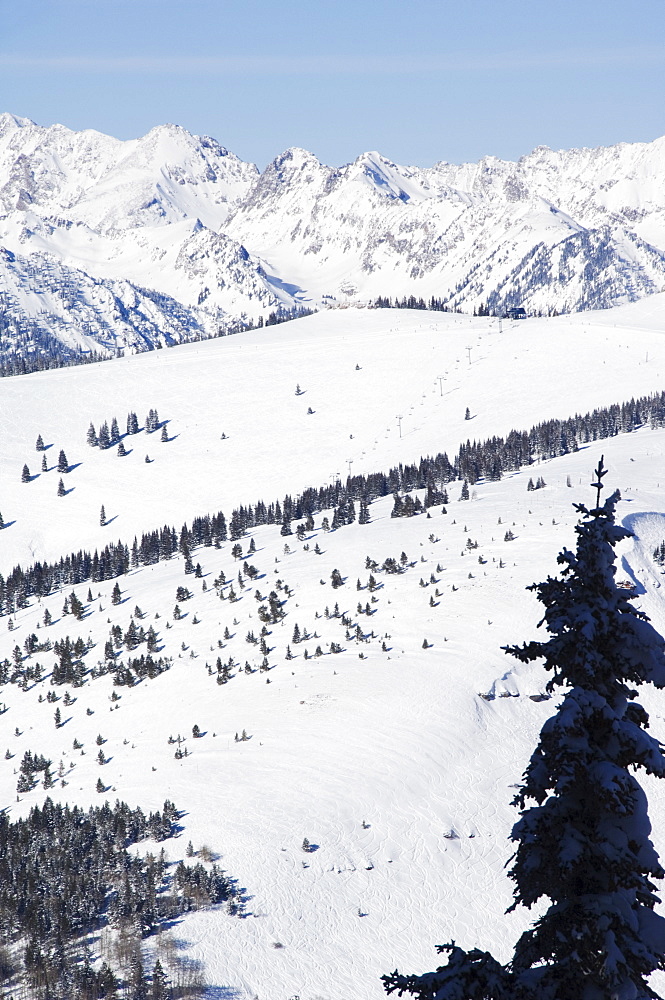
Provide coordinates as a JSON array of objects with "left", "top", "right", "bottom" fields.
[
  {"left": 3, "top": 303, "right": 665, "bottom": 574},
  {"left": 3, "top": 304, "right": 665, "bottom": 996}
]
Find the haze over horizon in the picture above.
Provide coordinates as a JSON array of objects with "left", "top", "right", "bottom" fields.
[{"left": 2, "top": 0, "right": 664, "bottom": 170}]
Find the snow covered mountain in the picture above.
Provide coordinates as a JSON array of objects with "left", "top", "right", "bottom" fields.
[
  {"left": 2, "top": 113, "right": 665, "bottom": 365},
  {"left": 224, "top": 141, "right": 665, "bottom": 313},
  {"left": 3, "top": 301, "right": 665, "bottom": 997}
]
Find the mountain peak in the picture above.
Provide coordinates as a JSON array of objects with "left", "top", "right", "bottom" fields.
[
  {"left": 347, "top": 150, "right": 428, "bottom": 203},
  {"left": 2, "top": 115, "right": 665, "bottom": 347},
  {"left": 0, "top": 112, "right": 36, "bottom": 138},
  {"left": 272, "top": 147, "right": 324, "bottom": 170}
]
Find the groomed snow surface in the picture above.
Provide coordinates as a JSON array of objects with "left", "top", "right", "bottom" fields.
[{"left": 3, "top": 304, "right": 665, "bottom": 998}]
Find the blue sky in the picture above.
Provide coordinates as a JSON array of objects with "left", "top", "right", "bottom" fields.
[{"left": 2, "top": 0, "right": 664, "bottom": 168}]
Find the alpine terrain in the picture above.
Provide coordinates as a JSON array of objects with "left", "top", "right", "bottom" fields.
[
  {"left": 2, "top": 113, "right": 665, "bottom": 368},
  {"left": 3, "top": 295, "right": 665, "bottom": 997}
]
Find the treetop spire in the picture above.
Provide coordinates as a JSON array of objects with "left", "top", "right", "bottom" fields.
[{"left": 591, "top": 453, "right": 608, "bottom": 509}]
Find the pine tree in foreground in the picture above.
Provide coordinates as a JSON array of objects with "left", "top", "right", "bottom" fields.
[{"left": 383, "top": 458, "right": 665, "bottom": 1000}]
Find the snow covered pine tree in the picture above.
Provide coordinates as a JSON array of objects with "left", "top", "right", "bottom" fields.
[{"left": 383, "top": 457, "right": 665, "bottom": 1000}]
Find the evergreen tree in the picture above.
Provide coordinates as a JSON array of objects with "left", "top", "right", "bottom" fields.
[
  {"left": 124, "top": 619, "right": 139, "bottom": 650},
  {"left": 161, "top": 425, "right": 168, "bottom": 442},
  {"left": 111, "top": 581, "right": 122, "bottom": 605},
  {"left": 151, "top": 959, "right": 170, "bottom": 1000},
  {"left": 117, "top": 441, "right": 127, "bottom": 457},
  {"left": 35, "top": 434, "right": 44, "bottom": 451},
  {"left": 129, "top": 955, "right": 148, "bottom": 1000},
  {"left": 21, "top": 464, "right": 30, "bottom": 483},
  {"left": 87, "top": 422, "right": 98, "bottom": 447},
  {"left": 41, "top": 454, "right": 47, "bottom": 472},
  {"left": 98, "top": 421, "right": 110, "bottom": 449},
  {"left": 57, "top": 477, "right": 66, "bottom": 496},
  {"left": 110, "top": 416, "right": 120, "bottom": 444},
  {"left": 280, "top": 512, "right": 293, "bottom": 536},
  {"left": 57, "top": 449, "right": 68, "bottom": 473},
  {"left": 100, "top": 504, "right": 107, "bottom": 526},
  {"left": 459, "top": 479, "right": 470, "bottom": 501},
  {"left": 382, "top": 458, "right": 665, "bottom": 1000},
  {"left": 0, "top": 510, "right": 3, "bottom": 528},
  {"left": 145, "top": 408, "right": 160, "bottom": 433},
  {"left": 69, "top": 591, "right": 84, "bottom": 620}
]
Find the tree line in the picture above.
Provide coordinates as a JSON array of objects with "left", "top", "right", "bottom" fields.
[
  {"left": 1, "top": 387, "right": 663, "bottom": 619},
  {"left": 0, "top": 796, "right": 242, "bottom": 997}
]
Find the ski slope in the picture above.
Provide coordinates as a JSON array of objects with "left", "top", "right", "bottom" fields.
[
  {"left": 2, "top": 302, "right": 665, "bottom": 998},
  {"left": 3, "top": 301, "right": 665, "bottom": 572}
]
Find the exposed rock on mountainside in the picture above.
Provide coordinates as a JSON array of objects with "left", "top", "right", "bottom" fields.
[{"left": 1, "top": 113, "right": 665, "bottom": 364}]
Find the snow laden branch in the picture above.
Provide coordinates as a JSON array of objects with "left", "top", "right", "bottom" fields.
[{"left": 383, "top": 458, "right": 665, "bottom": 1000}]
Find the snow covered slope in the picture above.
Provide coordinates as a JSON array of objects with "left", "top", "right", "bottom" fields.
[
  {"left": 3, "top": 301, "right": 665, "bottom": 570},
  {"left": 224, "top": 141, "right": 665, "bottom": 313},
  {"left": 2, "top": 115, "right": 665, "bottom": 365},
  {"left": 3, "top": 301, "right": 665, "bottom": 997}
]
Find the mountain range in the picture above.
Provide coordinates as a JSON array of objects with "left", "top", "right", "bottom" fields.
[{"left": 2, "top": 113, "right": 665, "bottom": 365}]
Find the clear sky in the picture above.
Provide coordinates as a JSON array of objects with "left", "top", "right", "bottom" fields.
[{"left": 2, "top": 0, "right": 665, "bottom": 169}]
